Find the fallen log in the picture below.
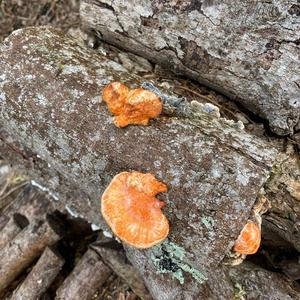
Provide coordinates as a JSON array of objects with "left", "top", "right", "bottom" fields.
[
  {"left": 80, "top": 0, "right": 300, "bottom": 136},
  {"left": 0, "top": 213, "right": 29, "bottom": 250},
  {"left": 10, "top": 246, "right": 65, "bottom": 300},
  {"left": 0, "top": 26, "right": 298, "bottom": 298},
  {"left": 55, "top": 248, "right": 112, "bottom": 300},
  {"left": 0, "top": 213, "right": 65, "bottom": 293}
]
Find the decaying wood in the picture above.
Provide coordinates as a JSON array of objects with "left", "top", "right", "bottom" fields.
[
  {"left": 80, "top": 0, "right": 300, "bottom": 136},
  {"left": 0, "top": 215, "right": 8, "bottom": 232},
  {"left": 262, "top": 145, "right": 300, "bottom": 253},
  {"left": 55, "top": 248, "right": 112, "bottom": 300},
  {"left": 0, "top": 27, "right": 298, "bottom": 298},
  {"left": 10, "top": 246, "right": 65, "bottom": 300},
  {"left": 91, "top": 237, "right": 153, "bottom": 300},
  {"left": 0, "top": 213, "right": 29, "bottom": 249},
  {"left": 0, "top": 213, "right": 65, "bottom": 293},
  {"left": 0, "top": 160, "right": 29, "bottom": 213},
  {"left": 0, "top": 184, "right": 59, "bottom": 223}
]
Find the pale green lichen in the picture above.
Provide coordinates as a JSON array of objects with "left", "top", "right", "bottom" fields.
[
  {"left": 234, "top": 283, "right": 246, "bottom": 300},
  {"left": 163, "top": 242, "right": 186, "bottom": 260},
  {"left": 151, "top": 241, "right": 207, "bottom": 285},
  {"left": 201, "top": 216, "right": 215, "bottom": 230}
]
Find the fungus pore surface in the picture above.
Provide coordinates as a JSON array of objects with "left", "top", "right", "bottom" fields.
[{"left": 101, "top": 171, "right": 169, "bottom": 248}]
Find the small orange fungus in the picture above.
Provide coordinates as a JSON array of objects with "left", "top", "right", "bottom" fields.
[
  {"left": 233, "top": 221, "right": 261, "bottom": 255},
  {"left": 101, "top": 171, "right": 169, "bottom": 248},
  {"left": 102, "top": 82, "right": 162, "bottom": 127}
]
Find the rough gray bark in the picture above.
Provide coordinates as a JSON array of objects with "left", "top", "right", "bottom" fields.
[
  {"left": 10, "top": 246, "right": 65, "bottom": 300},
  {"left": 0, "top": 27, "right": 298, "bottom": 298},
  {"left": 55, "top": 248, "right": 112, "bottom": 300},
  {"left": 227, "top": 261, "right": 300, "bottom": 300},
  {"left": 80, "top": 0, "right": 300, "bottom": 135}
]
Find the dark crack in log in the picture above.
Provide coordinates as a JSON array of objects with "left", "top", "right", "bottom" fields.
[
  {"left": 10, "top": 246, "right": 65, "bottom": 300},
  {"left": 55, "top": 248, "right": 112, "bottom": 300},
  {"left": 80, "top": 0, "right": 300, "bottom": 135},
  {"left": 0, "top": 212, "right": 65, "bottom": 293}
]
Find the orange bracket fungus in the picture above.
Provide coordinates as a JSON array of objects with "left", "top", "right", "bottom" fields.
[
  {"left": 101, "top": 171, "right": 169, "bottom": 248},
  {"left": 232, "top": 196, "right": 270, "bottom": 257},
  {"left": 102, "top": 82, "right": 162, "bottom": 127},
  {"left": 233, "top": 221, "right": 261, "bottom": 255}
]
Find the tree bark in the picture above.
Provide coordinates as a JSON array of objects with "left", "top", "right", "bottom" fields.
[
  {"left": 10, "top": 246, "right": 65, "bottom": 300},
  {"left": 0, "top": 27, "right": 298, "bottom": 298},
  {"left": 0, "top": 213, "right": 29, "bottom": 250},
  {"left": 55, "top": 248, "right": 112, "bottom": 300},
  {"left": 0, "top": 213, "right": 65, "bottom": 293},
  {"left": 80, "top": 0, "right": 300, "bottom": 136}
]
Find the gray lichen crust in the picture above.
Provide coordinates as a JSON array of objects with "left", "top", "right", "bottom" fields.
[
  {"left": 0, "top": 27, "right": 283, "bottom": 299},
  {"left": 80, "top": 0, "right": 300, "bottom": 135}
]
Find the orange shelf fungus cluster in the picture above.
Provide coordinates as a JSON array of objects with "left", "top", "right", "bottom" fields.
[
  {"left": 101, "top": 172, "right": 169, "bottom": 248},
  {"left": 102, "top": 82, "right": 162, "bottom": 127},
  {"left": 233, "top": 221, "right": 261, "bottom": 255}
]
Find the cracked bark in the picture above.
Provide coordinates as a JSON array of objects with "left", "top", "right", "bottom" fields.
[
  {"left": 0, "top": 27, "right": 299, "bottom": 299},
  {"left": 80, "top": 0, "right": 300, "bottom": 135}
]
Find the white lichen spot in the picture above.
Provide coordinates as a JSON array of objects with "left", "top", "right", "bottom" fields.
[
  {"left": 0, "top": 92, "right": 6, "bottom": 103},
  {"left": 25, "top": 74, "right": 35, "bottom": 80},
  {"left": 211, "top": 166, "right": 222, "bottom": 178},
  {"left": 62, "top": 65, "right": 88, "bottom": 76},
  {"left": 31, "top": 180, "right": 59, "bottom": 201},
  {"left": 71, "top": 89, "right": 85, "bottom": 98},
  {"left": 35, "top": 93, "right": 49, "bottom": 106},
  {"left": 65, "top": 205, "right": 84, "bottom": 219},
  {"left": 91, "top": 96, "right": 101, "bottom": 105},
  {"left": 191, "top": 101, "right": 220, "bottom": 118},
  {"left": 89, "top": 132, "right": 101, "bottom": 142},
  {"left": 103, "top": 230, "right": 113, "bottom": 238},
  {"left": 91, "top": 223, "right": 101, "bottom": 231},
  {"left": 235, "top": 160, "right": 251, "bottom": 187},
  {"left": 0, "top": 74, "right": 6, "bottom": 81},
  {"left": 154, "top": 160, "right": 161, "bottom": 168}
]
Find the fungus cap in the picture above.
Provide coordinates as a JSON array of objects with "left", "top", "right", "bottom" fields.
[
  {"left": 101, "top": 171, "right": 169, "bottom": 248},
  {"left": 233, "top": 221, "right": 261, "bottom": 255},
  {"left": 102, "top": 82, "right": 129, "bottom": 115},
  {"left": 102, "top": 82, "right": 162, "bottom": 127}
]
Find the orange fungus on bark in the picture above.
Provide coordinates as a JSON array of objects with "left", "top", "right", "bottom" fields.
[
  {"left": 102, "top": 82, "right": 162, "bottom": 127},
  {"left": 233, "top": 221, "right": 261, "bottom": 255},
  {"left": 101, "top": 171, "right": 169, "bottom": 248}
]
